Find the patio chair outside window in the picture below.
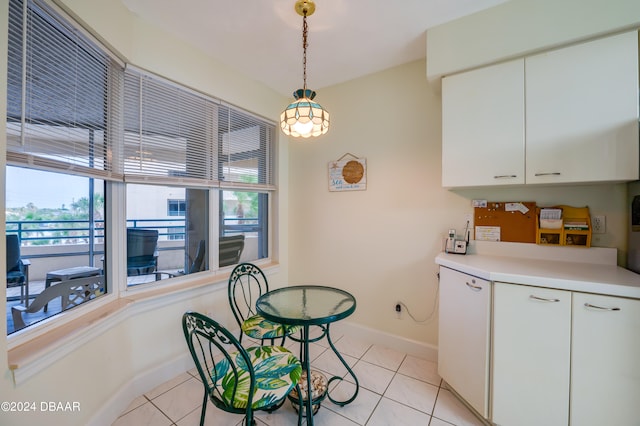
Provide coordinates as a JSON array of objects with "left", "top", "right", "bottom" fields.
[
  {"left": 6, "top": 234, "right": 30, "bottom": 305},
  {"left": 126, "top": 229, "right": 159, "bottom": 277}
]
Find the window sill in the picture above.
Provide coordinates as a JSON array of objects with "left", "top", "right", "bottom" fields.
[{"left": 7, "top": 261, "right": 280, "bottom": 385}]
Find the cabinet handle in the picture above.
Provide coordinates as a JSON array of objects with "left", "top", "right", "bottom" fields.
[
  {"left": 493, "top": 175, "right": 517, "bottom": 179},
  {"left": 465, "top": 280, "right": 482, "bottom": 291},
  {"left": 534, "top": 172, "right": 561, "bottom": 176},
  {"left": 529, "top": 295, "right": 560, "bottom": 302},
  {"left": 584, "top": 303, "right": 621, "bottom": 312}
]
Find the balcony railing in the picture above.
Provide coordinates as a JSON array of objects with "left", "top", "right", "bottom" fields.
[{"left": 6, "top": 217, "right": 260, "bottom": 281}]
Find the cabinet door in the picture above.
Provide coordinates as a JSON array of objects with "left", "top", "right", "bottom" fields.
[
  {"left": 571, "top": 293, "right": 640, "bottom": 426},
  {"left": 442, "top": 59, "right": 525, "bottom": 187},
  {"left": 525, "top": 31, "right": 639, "bottom": 184},
  {"left": 492, "top": 283, "right": 571, "bottom": 426},
  {"left": 438, "top": 267, "right": 491, "bottom": 416}
]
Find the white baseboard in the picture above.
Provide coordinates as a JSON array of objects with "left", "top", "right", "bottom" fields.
[
  {"left": 335, "top": 321, "right": 438, "bottom": 362},
  {"left": 87, "top": 352, "right": 193, "bottom": 426}
]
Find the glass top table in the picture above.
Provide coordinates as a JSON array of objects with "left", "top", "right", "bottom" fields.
[{"left": 256, "top": 285, "right": 358, "bottom": 424}]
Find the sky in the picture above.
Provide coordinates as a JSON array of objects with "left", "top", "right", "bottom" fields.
[{"left": 5, "top": 166, "right": 97, "bottom": 209}]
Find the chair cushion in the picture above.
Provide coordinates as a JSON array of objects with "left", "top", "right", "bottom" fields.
[
  {"left": 212, "top": 346, "right": 302, "bottom": 410},
  {"left": 241, "top": 314, "right": 300, "bottom": 340}
]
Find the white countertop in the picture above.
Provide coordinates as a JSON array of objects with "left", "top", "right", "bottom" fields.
[{"left": 435, "top": 242, "right": 640, "bottom": 299}]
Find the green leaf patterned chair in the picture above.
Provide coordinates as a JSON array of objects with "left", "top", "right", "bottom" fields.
[
  {"left": 182, "top": 311, "right": 303, "bottom": 426},
  {"left": 228, "top": 263, "right": 300, "bottom": 345}
]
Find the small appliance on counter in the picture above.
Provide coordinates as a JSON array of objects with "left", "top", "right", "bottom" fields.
[{"left": 445, "top": 223, "right": 470, "bottom": 255}]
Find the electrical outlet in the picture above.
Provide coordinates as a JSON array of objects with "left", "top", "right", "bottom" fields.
[
  {"left": 395, "top": 302, "right": 402, "bottom": 319},
  {"left": 592, "top": 215, "right": 606, "bottom": 234}
]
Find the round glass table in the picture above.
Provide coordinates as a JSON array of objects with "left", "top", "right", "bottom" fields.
[{"left": 256, "top": 285, "right": 358, "bottom": 424}]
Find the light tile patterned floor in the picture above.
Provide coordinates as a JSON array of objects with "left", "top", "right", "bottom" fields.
[{"left": 113, "top": 327, "right": 485, "bottom": 426}]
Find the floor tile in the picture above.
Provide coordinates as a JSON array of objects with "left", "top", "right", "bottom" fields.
[
  {"left": 333, "top": 335, "right": 372, "bottom": 359},
  {"left": 150, "top": 376, "right": 204, "bottom": 422},
  {"left": 118, "top": 394, "right": 148, "bottom": 417},
  {"left": 306, "top": 405, "right": 359, "bottom": 426},
  {"left": 384, "top": 374, "right": 439, "bottom": 414},
  {"left": 368, "top": 397, "right": 432, "bottom": 426},
  {"left": 432, "top": 388, "right": 485, "bottom": 426},
  {"left": 348, "top": 360, "right": 395, "bottom": 395},
  {"left": 311, "top": 347, "right": 358, "bottom": 378},
  {"left": 255, "top": 400, "right": 306, "bottom": 426},
  {"left": 144, "top": 371, "right": 193, "bottom": 400},
  {"left": 398, "top": 355, "right": 441, "bottom": 387},
  {"left": 112, "top": 401, "right": 173, "bottom": 426},
  {"left": 361, "top": 345, "right": 406, "bottom": 371},
  {"left": 324, "top": 380, "right": 380, "bottom": 425},
  {"left": 176, "top": 400, "right": 245, "bottom": 426}
]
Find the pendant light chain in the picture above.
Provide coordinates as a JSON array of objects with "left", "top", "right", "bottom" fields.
[
  {"left": 302, "top": 13, "right": 308, "bottom": 91},
  {"left": 280, "top": 0, "right": 330, "bottom": 138}
]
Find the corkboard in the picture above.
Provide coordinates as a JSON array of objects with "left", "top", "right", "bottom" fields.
[{"left": 474, "top": 202, "right": 537, "bottom": 243}]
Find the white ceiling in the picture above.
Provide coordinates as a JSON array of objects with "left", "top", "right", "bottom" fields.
[{"left": 121, "top": 0, "right": 508, "bottom": 96}]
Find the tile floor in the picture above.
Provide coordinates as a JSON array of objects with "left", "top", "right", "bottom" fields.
[{"left": 113, "top": 326, "right": 485, "bottom": 426}]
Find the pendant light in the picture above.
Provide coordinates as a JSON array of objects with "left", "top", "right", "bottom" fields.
[{"left": 280, "top": 0, "right": 330, "bottom": 138}]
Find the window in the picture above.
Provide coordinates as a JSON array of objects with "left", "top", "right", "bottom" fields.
[
  {"left": 123, "top": 67, "right": 276, "bottom": 278},
  {"left": 6, "top": 0, "right": 121, "bottom": 334},
  {"left": 126, "top": 184, "right": 208, "bottom": 284},
  {"left": 167, "top": 200, "right": 186, "bottom": 216},
  {"left": 5, "top": 0, "right": 278, "bottom": 334}
]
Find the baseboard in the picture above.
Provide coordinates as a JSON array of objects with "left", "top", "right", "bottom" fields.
[
  {"left": 87, "top": 352, "right": 193, "bottom": 426},
  {"left": 335, "top": 321, "right": 438, "bottom": 362}
]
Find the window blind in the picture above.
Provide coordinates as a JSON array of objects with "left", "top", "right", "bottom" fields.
[
  {"left": 6, "top": 0, "right": 124, "bottom": 181},
  {"left": 123, "top": 67, "right": 275, "bottom": 191},
  {"left": 219, "top": 106, "right": 275, "bottom": 191}
]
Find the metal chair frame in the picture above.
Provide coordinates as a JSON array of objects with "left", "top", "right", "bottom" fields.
[{"left": 182, "top": 311, "right": 303, "bottom": 426}]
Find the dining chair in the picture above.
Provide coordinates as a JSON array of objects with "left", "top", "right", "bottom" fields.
[
  {"left": 6, "top": 234, "right": 31, "bottom": 306},
  {"left": 182, "top": 311, "right": 303, "bottom": 426},
  {"left": 228, "top": 262, "right": 300, "bottom": 345}
]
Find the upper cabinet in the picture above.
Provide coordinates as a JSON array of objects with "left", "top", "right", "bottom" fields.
[
  {"left": 442, "top": 31, "right": 639, "bottom": 188},
  {"left": 442, "top": 60, "right": 525, "bottom": 187}
]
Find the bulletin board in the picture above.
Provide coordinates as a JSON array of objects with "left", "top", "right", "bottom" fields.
[
  {"left": 328, "top": 153, "right": 367, "bottom": 192},
  {"left": 474, "top": 201, "right": 537, "bottom": 243}
]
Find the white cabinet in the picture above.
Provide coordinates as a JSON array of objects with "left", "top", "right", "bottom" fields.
[
  {"left": 492, "top": 283, "right": 571, "bottom": 426},
  {"left": 571, "top": 293, "right": 640, "bottom": 425},
  {"left": 441, "top": 30, "right": 639, "bottom": 188},
  {"left": 526, "top": 31, "right": 639, "bottom": 184},
  {"left": 438, "top": 267, "right": 491, "bottom": 417},
  {"left": 442, "top": 60, "right": 525, "bottom": 187}
]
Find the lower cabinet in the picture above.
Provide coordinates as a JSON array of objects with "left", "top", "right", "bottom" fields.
[
  {"left": 492, "top": 283, "right": 571, "bottom": 426},
  {"left": 439, "top": 268, "right": 640, "bottom": 425},
  {"left": 438, "top": 267, "right": 491, "bottom": 417},
  {"left": 571, "top": 293, "right": 640, "bottom": 425}
]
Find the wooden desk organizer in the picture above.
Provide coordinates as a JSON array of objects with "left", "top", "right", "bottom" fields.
[{"left": 536, "top": 205, "right": 591, "bottom": 247}]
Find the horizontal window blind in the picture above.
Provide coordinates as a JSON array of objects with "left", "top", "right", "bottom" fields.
[
  {"left": 6, "top": 0, "right": 124, "bottom": 180},
  {"left": 219, "top": 106, "right": 275, "bottom": 190},
  {"left": 123, "top": 68, "right": 218, "bottom": 187},
  {"left": 124, "top": 67, "right": 276, "bottom": 191}
]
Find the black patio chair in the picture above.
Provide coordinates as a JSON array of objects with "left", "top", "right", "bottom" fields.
[
  {"left": 6, "top": 234, "right": 30, "bottom": 305},
  {"left": 126, "top": 228, "right": 159, "bottom": 277}
]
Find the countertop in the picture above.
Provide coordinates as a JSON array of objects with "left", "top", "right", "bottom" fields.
[{"left": 435, "top": 242, "right": 640, "bottom": 299}]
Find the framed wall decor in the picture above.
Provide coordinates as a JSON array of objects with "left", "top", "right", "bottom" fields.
[{"left": 328, "top": 153, "right": 367, "bottom": 192}]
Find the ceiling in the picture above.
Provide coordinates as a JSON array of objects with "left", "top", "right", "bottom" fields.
[{"left": 121, "top": 0, "right": 509, "bottom": 97}]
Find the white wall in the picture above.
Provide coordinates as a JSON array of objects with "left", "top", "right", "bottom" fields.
[{"left": 0, "top": 1, "right": 291, "bottom": 425}]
